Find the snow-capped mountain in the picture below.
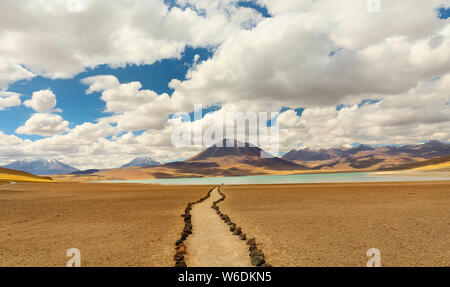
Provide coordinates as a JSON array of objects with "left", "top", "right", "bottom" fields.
[
  {"left": 2, "top": 159, "right": 79, "bottom": 175},
  {"left": 121, "top": 156, "right": 160, "bottom": 168}
]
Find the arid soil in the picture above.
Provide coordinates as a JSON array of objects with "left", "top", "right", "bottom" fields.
[
  {"left": 0, "top": 182, "right": 208, "bottom": 267},
  {"left": 220, "top": 181, "right": 450, "bottom": 267},
  {"left": 1, "top": 181, "right": 449, "bottom": 267},
  {"left": 184, "top": 188, "right": 251, "bottom": 267}
]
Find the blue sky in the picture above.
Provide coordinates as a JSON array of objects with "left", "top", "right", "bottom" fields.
[
  {"left": 3, "top": 46, "right": 212, "bottom": 140},
  {"left": 1, "top": 0, "right": 272, "bottom": 141},
  {"left": 2, "top": 2, "right": 447, "bottom": 140},
  {"left": 0, "top": 1, "right": 449, "bottom": 168},
  {"left": 438, "top": 7, "right": 450, "bottom": 19}
]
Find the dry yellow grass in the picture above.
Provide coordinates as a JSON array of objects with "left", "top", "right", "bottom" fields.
[
  {"left": 411, "top": 161, "right": 450, "bottom": 171},
  {"left": 220, "top": 181, "right": 450, "bottom": 267},
  {"left": 0, "top": 168, "right": 53, "bottom": 183},
  {"left": 0, "top": 174, "right": 53, "bottom": 183}
]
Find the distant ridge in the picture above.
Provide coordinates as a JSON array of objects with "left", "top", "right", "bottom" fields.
[
  {"left": 190, "top": 139, "right": 271, "bottom": 160},
  {"left": 52, "top": 139, "right": 450, "bottom": 181},
  {"left": 163, "top": 138, "right": 305, "bottom": 174},
  {"left": 283, "top": 141, "right": 449, "bottom": 161},
  {"left": 70, "top": 169, "right": 100, "bottom": 175},
  {"left": 282, "top": 140, "right": 450, "bottom": 171},
  {"left": 2, "top": 159, "right": 79, "bottom": 175},
  {"left": 378, "top": 155, "right": 450, "bottom": 171},
  {"left": 121, "top": 156, "right": 160, "bottom": 168}
]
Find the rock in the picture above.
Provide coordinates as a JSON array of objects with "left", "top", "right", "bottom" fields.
[
  {"left": 239, "top": 234, "right": 247, "bottom": 240},
  {"left": 176, "top": 244, "right": 187, "bottom": 254},
  {"left": 175, "top": 261, "right": 187, "bottom": 267},
  {"left": 232, "top": 227, "right": 242, "bottom": 235},
  {"left": 249, "top": 244, "right": 257, "bottom": 252},
  {"left": 175, "top": 239, "right": 183, "bottom": 245},
  {"left": 174, "top": 253, "right": 184, "bottom": 262},
  {"left": 250, "top": 249, "right": 264, "bottom": 258},
  {"left": 247, "top": 238, "right": 256, "bottom": 246},
  {"left": 251, "top": 255, "right": 265, "bottom": 266},
  {"left": 230, "top": 224, "right": 236, "bottom": 232},
  {"left": 261, "top": 263, "right": 272, "bottom": 267}
]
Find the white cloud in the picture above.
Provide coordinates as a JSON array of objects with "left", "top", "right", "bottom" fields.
[
  {"left": 171, "top": 1, "right": 450, "bottom": 108},
  {"left": 15, "top": 113, "right": 69, "bottom": 136},
  {"left": 81, "top": 75, "right": 120, "bottom": 94},
  {"left": 24, "top": 89, "right": 61, "bottom": 113},
  {"left": 0, "top": 131, "right": 28, "bottom": 160},
  {"left": 82, "top": 75, "right": 190, "bottom": 130},
  {"left": 277, "top": 74, "right": 450, "bottom": 150},
  {"left": 0, "top": 0, "right": 449, "bottom": 169},
  {"left": 0, "top": 60, "right": 35, "bottom": 89},
  {"left": 0, "top": 91, "right": 21, "bottom": 110},
  {"left": 0, "top": 0, "right": 262, "bottom": 81}
]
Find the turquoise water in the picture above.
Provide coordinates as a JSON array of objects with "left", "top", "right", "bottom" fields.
[{"left": 101, "top": 172, "right": 449, "bottom": 185}]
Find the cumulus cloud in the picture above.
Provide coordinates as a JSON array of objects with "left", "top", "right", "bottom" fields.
[
  {"left": 82, "top": 75, "right": 189, "bottom": 130},
  {"left": 0, "top": 0, "right": 449, "bottom": 168},
  {"left": 0, "top": 91, "right": 21, "bottom": 110},
  {"left": 172, "top": 1, "right": 450, "bottom": 108},
  {"left": 15, "top": 113, "right": 69, "bottom": 136},
  {"left": 0, "top": 0, "right": 262, "bottom": 82},
  {"left": 24, "top": 89, "right": 61, "bottom": 113},
  {"left": 277, "top": 74, "right": 450, "bottom": 150},
  {"left": 0, "top": 60, "right": 35, "bottom": 89}
]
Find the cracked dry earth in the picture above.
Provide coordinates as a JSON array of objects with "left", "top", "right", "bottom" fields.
[{"left": 183, "top": 188, "right": 251, "bottom": 267}]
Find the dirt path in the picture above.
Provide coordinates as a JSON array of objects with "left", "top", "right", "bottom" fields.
[{"left": 184, "top": 188, "right": 251, "bottom": 267}]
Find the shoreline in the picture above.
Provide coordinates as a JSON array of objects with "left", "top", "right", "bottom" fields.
[{"left": 91, "top": 171, "right": 450, "bottom": 185}]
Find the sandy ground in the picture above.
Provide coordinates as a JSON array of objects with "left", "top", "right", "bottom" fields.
[
  {"left": 376, "top": 170, "right": 450, "bottom": 178},
  {"left": 220, "top": 181, "right": 450, "bottom": 267},
  {"left": 1, "top": 181, "right": 449, "bottom": 267},
  {"left": 0, "top": 182, "right": 208, "bottom": 267},
  {"left": 184, "top": 188, "right": 251, "bottom": 267}
]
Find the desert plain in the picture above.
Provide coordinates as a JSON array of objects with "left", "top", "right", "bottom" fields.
[{"left": 0, "top": 180, "right": 449, "bottom": 267}]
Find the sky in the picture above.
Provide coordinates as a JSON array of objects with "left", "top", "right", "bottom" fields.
[{"left": 0, "top": 0, "right": 449, "bottom": 169}]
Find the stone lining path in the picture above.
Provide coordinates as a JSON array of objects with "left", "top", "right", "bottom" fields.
[{"left": 184, "top": 188, "right": 251, "bottom": 267}]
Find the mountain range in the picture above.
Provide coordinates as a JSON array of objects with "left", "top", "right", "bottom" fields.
[
  {"left": 2, "top": 140, "right": 449, "bottom": 180},
  {"left": 91, "top": 140, "right": 450, "bottom": 180},
  {"left": 282, "top": 140, "right": 450, "bottom": 171},
  {"left": 2, "top": 159, "right": 79, "bottom": 175},
  {"left": 1, "top": 155, "right": 161, "bottom": 176},
  {"left": 121, "top": 156, "right": 160, "bottom": 168}
]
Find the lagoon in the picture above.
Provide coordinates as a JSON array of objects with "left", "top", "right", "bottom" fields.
[{"left": 102, "top": 172, "right": 449, "bottom": 185}]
